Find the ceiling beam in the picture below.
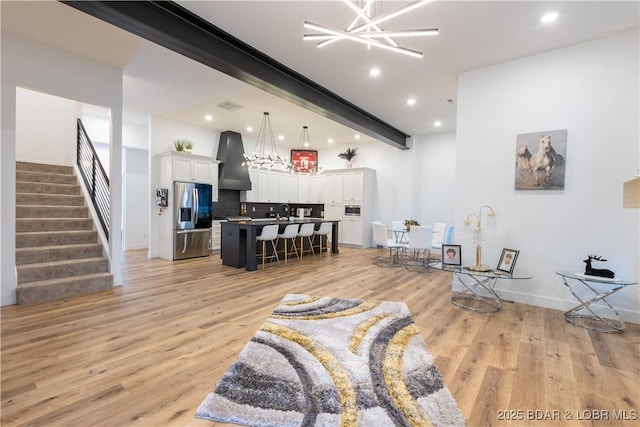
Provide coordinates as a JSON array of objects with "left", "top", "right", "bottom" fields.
[{"left": 61, "top": 0, "right": 410, "bottom": 149}]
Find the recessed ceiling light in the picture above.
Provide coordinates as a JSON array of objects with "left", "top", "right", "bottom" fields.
[
  {"left": 328, "top": 138, "right": 334, "bottom": 144},
  {"left": 354, "top": 134, "right": 361, "bottom": 140},
  {"left": 246, "top": 126, "right": 253, "bottom": 132},
  {"left": 369, "top": 67, "right": 381, "bottom": 77},
  {"left": 541, "top": 12, "right": 559, "bottom": 24},
  {"left": 204, "top": 114, "right": 213, "bottom": 121},
  {"left": 406, "top": 98, "right": 416, "bottom": 106},
  {"left": 434, "top": 120, "right": 442, "bottom": 127},
  {"left": 278, "top": 135, "right": 284, "bottom": 141}
]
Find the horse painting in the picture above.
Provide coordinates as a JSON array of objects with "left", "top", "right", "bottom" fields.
[
  {"left": 529, "top": 135, "right": 557, "bottom": 186},
  {"left": 515, "top": 130, "right": 567, "bottom": 190}
]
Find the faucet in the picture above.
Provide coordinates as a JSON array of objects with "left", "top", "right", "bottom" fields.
[{"left": 279, "top": 203, "right": 289, "bottom": 219}]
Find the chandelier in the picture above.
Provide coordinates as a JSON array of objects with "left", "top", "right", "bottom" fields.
[
  {"left": 303, "top": 0, "right": 438, "bottom": 59},
  {"left": 242, "top": 112, "right": 292, "bottom": 171}
]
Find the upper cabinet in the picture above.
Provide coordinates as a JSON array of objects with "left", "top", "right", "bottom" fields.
[
  {"left": 322, "top": 173, "right": 344, "bottom": 203},
  {"left": 167, "top": 153, "right": 216, "bottom": 183},
  {"left": 157, "top": 152, "right": 219, "bottom": 200},
  {"left": 279, "top": 174, "right": 298, "bottom": 203},
  {"left": 343, "top": 171, "right": 364, "bottom": 201}
]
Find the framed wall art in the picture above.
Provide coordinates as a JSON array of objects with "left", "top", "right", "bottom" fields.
[
  {"left": 515, "top": 129, "right": 567, "bottom": 190},
  {"left": 291, "top": 150, "right": 318, "bottom": 173}
]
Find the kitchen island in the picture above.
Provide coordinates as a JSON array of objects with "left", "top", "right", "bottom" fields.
[{"left": 221, "top": 219, "right": 340, "bottom": 271}]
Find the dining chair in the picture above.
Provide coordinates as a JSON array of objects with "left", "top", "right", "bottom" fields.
[
  {"left": 391, "top": 220, "right": 409, "bottom": 243},
  {"left": 403, "top": 225, "right": 433, "bottom": 272},
  {"left": 431, "top": 222, "right": 448, "bottom": 250},
  {"left": 372, "top": 222, "right": 404, "bottom": 267}
]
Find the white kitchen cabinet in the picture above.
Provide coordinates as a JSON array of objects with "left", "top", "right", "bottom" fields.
[
  {"left": 322, "top": 173, "right": 344, "bottom": 203},
  {"left": 342, "top": 217, "right": 363, "bottom": 245},
  {"left": 343, "top": 171, "right": 364, "bottom": 201},
  {"left": 308, "top": 175, "right": 325, "bottom": 203},
  {"left": 298, "top": 175, "right": 310, "bottom": 203},
  {"left": 279, "top": 174, "right": 298, "bottom": 203},
  {"left": 258, "top": 170, "right": 280, "bottom": 202},
  {"left": 324, "top": 202, "right": 343, "bottom": 243},
  {"left": 211, "top": 221, "right": 223, "bottom": 252},
  {"left": 171, "top": 154, "right": 214, "bottom": 183}
]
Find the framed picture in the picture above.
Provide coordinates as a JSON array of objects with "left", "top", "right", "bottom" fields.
[
  {"left": 497, "top": 248, "right": 519, "bottom": 274},
  {"left": 290, "top": 150, "right": 318, "bottom": 173},
  {"left": 515, "top": 129, "right": 567, "bottom": 190},
  {"left": 442, "top": 244, "right": 462, "bottom": 266}
]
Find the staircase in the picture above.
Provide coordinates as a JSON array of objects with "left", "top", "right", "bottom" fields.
[{"left": 15, "top": 162, "right": 113, "bottom": 304}]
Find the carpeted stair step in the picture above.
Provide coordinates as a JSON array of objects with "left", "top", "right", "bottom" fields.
[
  {"left": 16, "top": 161, "right": 73, "bottom": 175},
  {"left": 16, "top": 218, "right": 94, "bottom": 232},
  {"left": 16, "top": 181, "right": 80, "bottom": 196},
  {"left": 16, "top": 230, "right": 99, "bottom": 248},
  {"left": 16, "top": 170, "right": 78, "bottom": 185},
  {"left": 16, "top": 193, "right": 85, "bottom": 206},
  {"left": 17, "top": 257, "right": 109, "bottom": 284},
  {"left": 16, "top": 243, "right": 104, "bottom": 265},
  {"left": 16, "top": 273, "right": 113, "bottom": 305},
  {"left": 16, "top": 205, "right": 89, "bottom": 219}
]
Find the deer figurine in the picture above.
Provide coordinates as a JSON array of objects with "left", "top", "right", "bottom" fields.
[{"left": 583, "top": 255, "right": 615, "bottom": 278}]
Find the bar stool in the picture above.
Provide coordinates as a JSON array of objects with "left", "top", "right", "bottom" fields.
[
  {"left": 297, "top": 223, "right": 316, "bottom": 258},
  {"left": 256, "top": 225, "right": 280, "bottom": 269},
  {"left": 277, "top": 223, "right": 299, "bottom": 265},
  {"left": 313, "top": 222, "right": 333, "bottom": 255}
]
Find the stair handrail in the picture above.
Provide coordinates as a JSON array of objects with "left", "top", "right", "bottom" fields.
[{"left": 76, "top": 119, "right": 110, "bottom": 240}]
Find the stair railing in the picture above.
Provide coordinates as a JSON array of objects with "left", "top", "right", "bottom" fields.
[{"left": 76, "top": 119, "right": 110, "bottom": 240}]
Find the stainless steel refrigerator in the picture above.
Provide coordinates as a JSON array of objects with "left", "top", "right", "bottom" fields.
[{"left": 174, "top": 181, "right": 213, "bottom": 260}]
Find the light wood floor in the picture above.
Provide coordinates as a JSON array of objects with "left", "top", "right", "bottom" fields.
[{"left": 1, "top": 247, "right": 638, "bottom": 427}]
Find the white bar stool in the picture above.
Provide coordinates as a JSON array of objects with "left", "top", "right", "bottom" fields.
[
  {"left": 297, "top": 223, "right": 316, "bottom": 258},
  {"left": 256, "top": 224, "right": 280, "bottom": 269},
  {"left": 277, "top": 223, "right": 299, "bottom": 264},
  {"left": 313, "top": 222, "right": 332, "bottom": 255}
]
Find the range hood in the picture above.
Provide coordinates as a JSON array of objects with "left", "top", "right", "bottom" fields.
[{"left": 216, "top": 131, "right": 252, "bottom": 191}]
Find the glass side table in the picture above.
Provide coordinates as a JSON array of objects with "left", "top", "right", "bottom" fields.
[
  {"left": 556, "top": 271, "right": 638, "bottom": 333},
  {"left": 430, "top": 263, "right": 532, "bottom": 313}
]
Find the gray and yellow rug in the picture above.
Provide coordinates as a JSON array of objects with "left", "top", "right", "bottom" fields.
[{"left": 196, "top": 294, "right": 465, "bottom": 426}]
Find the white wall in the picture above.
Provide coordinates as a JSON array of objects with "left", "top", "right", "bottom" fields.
[
  {"left": 124, "top": 148, "right": 150, "bottom": 250},
  {"left": 1, "top": 32, "right": 124, "bottom": 305},
  {"left": 456, "top": 29, "right": 639, "bottom": 322},
  {"left": 15, "top": 88, "right": 78, "bottom": 166}
]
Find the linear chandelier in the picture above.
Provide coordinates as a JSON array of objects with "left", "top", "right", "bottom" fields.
[
  {"left": 303, "top": 0, "right": 438, "bottom": 59},
  {"left": 242, "top": 112, "right": 292, "bottom": 171}
]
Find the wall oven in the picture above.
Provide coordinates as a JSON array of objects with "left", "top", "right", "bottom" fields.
[{"left": 344, "top": 204, "right": 361, "bottom": 216}]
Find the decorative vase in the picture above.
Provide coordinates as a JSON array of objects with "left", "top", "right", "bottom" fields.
[
  {"left": 185, "top": 148, "right": 192, "bottom": 153},
  {"left": 346, "top": 161, "right": 353, "bottom": 168}
]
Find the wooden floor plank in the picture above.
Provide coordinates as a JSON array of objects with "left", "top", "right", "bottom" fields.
[{"left": 1, "top": 248, "right": 638, "bottom": 426}]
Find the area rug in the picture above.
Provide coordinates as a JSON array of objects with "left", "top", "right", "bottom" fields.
[{"left": 196, "top": 294, "right": 465, "bottom": 426}]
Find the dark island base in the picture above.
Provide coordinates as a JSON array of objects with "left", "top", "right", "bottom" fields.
[{"left": 221, "top": 219, "right": 340, "bottom": 271}]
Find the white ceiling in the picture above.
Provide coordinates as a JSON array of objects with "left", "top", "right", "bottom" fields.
[{"left": 3, "top": 1, "right": 638, "bottom": 149}]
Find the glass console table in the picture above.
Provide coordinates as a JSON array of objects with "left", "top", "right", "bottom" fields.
[
  {"left": 430, "top": 263, "right": 532, "bottom": 312},
  {"left": 556, "top": 271, "right": 638, "bottom": 333}
]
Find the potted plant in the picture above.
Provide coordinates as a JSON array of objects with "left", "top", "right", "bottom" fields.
[
  {"left": 404, "top": 219, "right": 420, "bottom": 230},
  {"left": 173, "top": 139, "right": 193, "bottom": 152},
  {"left": 338, "top": 147, "right": 358, "bottom": 168}
]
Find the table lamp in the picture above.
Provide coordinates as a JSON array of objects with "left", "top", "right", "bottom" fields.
[{"left": 464, "top": 205, "right": 496, "bottom": 272}]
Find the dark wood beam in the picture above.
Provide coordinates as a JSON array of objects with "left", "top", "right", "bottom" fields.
[{"left": 61, "top": 0, "right": 409, "bottom": 149}]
